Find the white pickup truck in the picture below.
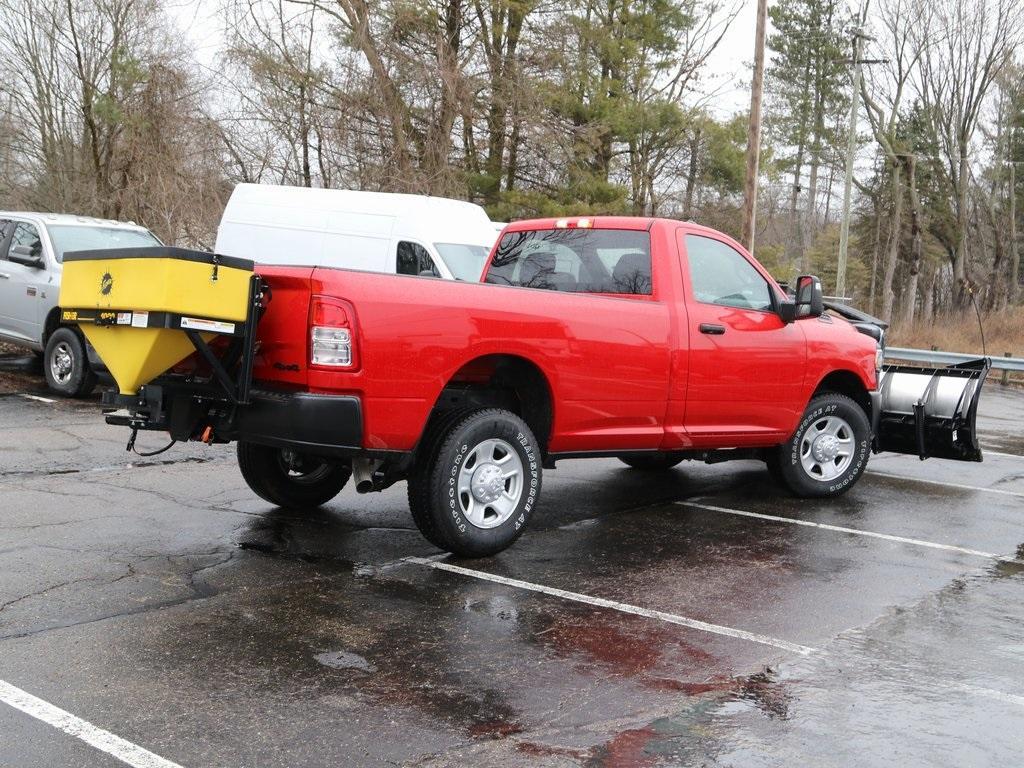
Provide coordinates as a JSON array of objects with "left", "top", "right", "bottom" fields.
[{"left": 0, "top": 212, "right": 161, "bottom": 396}]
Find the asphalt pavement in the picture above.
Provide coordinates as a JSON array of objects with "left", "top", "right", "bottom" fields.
[{"left": 1, "top": 363, "right": 1023, "bottom": 767}]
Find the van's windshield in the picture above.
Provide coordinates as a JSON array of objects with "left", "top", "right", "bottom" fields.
[
  {"left": 434, "top": 242, "right": 491, "bottom": 281},
  {"left": 47, "top": 225, "right": 161, "bottom": 263}
]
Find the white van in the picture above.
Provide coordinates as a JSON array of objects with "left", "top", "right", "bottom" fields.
[{"left": 215, "top": 184, "right": 499, "bottom": 281}]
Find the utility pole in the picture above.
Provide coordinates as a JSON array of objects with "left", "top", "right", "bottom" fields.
[
  {"left": 741, "top": 0, "right": 769, "bottom": 253},
  {"left": 1011, "top": 162, "right": 1019, "bottom": 304},
  {"left": 836, "top": 1, "right": 871, "bottom": 298}
]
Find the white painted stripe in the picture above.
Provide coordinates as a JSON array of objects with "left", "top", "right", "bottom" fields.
[
  {"left": 404, "top": 556, "right": 816, "bottom": 656},
  {"left": 958, "top": 683, "right": 1024, "bottom": 708},
  {"left": 19, "top": 393, "right": 55, "bottom": 404},
  {"left": 679, "top": 501, "right": 1024, "bottom": 566},
  {"left": 0, "top": 679, "right": 184, "bottom": 768},
  {"left": 867, "top": 470, "right": 1024, "bottom": 499},
  {"left": 979, "top": 448, "right": 1024, "bottom": 460}
]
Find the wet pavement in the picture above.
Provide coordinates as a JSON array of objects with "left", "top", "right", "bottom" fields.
[{"left": 1, "top": 380, "right": 1023, "bottom": 766}]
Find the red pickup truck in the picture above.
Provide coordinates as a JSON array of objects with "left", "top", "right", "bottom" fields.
[{"left": 102, "top": 217, "right": 988, "bottom": 557}]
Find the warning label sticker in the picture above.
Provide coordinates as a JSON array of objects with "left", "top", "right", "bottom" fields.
[{"left": 180, "top": 316, "right": 235, "bottom": 334}]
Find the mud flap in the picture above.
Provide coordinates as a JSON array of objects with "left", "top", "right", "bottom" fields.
[{"left": 875, "top": 358, "right": 990, "bottom": 462}]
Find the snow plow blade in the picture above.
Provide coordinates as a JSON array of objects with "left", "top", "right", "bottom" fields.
[{"left": 876, "top": 358, "right": 990, "bottom": 462}]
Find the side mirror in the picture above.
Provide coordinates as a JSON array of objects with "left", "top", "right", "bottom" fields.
[
  {"left": 8, "top": 244, "right": 44, "bottom": 269},
  {"left": 794, "top": 274, "right": 824, "bottom": 318}
]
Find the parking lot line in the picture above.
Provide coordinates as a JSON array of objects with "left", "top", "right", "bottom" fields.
[
  {"left": 980, "top": 447, "right": 1024, "bottom": 460},
  {"left": 404, "top": 556, "right": 817, "bottom": 656},
  {"left": 865, "top": 470, "right": 1024, "bottom": 498},
  {"left": 678, "top": 501, "right": 1024, "bottom": 566},
  {"left": 0, "top": 679, "right": 184, "bottom": 768}
]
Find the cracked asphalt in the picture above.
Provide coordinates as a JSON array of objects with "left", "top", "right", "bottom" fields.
[{"left": 1, "top": 372, "right": 1024, "bottom": 767}]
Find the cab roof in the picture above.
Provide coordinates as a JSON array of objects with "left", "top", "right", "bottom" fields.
[{"left": 0, "top": 211, "right": 148, "bottom": 230}]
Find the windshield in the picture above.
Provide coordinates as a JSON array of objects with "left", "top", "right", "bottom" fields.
[
  {"left": 46, "top": 224, "right": 161, "bottom": 263},
  {"left": 434, "top": 242, "right": 491, "bottom": 281}
]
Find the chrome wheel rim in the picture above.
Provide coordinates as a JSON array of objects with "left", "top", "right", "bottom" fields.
[
  {"left": 799, "top": 415, "right": 855, "bottom": 481},
  {"left": 457, "top": 438, "right": 524, "bottom": 529},
  {"left": 50, "top": 341, "right": 74, "bottom": 384}
]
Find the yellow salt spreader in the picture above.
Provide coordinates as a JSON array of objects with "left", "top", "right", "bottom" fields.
[{"left": 59, "top": 247, "right": 265, "bottom": 452}]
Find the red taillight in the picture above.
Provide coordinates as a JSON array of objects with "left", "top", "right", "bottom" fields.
[{"left": 309, "top": 295, "right": 359, "bottom": 370}]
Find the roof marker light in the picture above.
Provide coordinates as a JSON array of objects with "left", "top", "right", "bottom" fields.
[
  {"left": 555, "top": 218, "right": 569, "bottom": 229},
  {"left": 577, "top": 218, "right": 593, "bottom": 228}
]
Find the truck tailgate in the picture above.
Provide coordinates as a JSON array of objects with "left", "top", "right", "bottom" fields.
[{"left": 253, "top": 266, "right": 315, "bottom": 389}]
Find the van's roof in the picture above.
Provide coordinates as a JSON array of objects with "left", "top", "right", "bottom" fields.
[
  {"left": 223, "top": 184, "right": 496, "bottom": 248},
  {"left": 0, "top": 211, "right": 150, "bottom": 230},
  {"left": 227, "top": 184, "right": 487, "bottom": 214}
]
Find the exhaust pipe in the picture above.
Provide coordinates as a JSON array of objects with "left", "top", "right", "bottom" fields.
[{"left": 877, "top": 358, "right": 990, "bottom": 462}]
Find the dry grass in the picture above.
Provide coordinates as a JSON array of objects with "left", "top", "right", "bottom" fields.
[{"left": 888, "top": 307, "right": 1024, "bottom": 358}]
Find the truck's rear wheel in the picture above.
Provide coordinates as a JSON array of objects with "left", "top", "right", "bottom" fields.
[
  {"left": 617, "top": 452, "right": 686, "bottom": 471},
  {"left": 408, "top": 408, "right": 541, "bottom": 558},
  {"left": 237, "top": 442, "right": 351, "bottom": 508},
  {"left": 43, "top": 327, "right": 96, "bottom": 397},
  {"left": 767, "top": 393, "right": 870, "bottom": 497}
]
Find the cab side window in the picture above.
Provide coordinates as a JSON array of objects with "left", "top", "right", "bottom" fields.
[
  {"left": 397, "top": 241, "right": 439, "bottom": 277},
  {"left": 10, "top": 222, "right": 43, "bottom": 259},
  {"left": 684, "top": 234, "right": 773, "bottom": 311}
]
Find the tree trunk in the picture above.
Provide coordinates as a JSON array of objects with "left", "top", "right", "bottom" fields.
[
  {"left": 954, "top": 145, "right": 969, "bottom": 296},
  {"left": 789, "top": 139, "right": 805, "bottom": 268},
  {"left": 881, "top": 161, "right": 903, "bottom": 324},
  {"left": 682, "top": 127, "right": 701, "bottom": 220},
  {"left": 902, "top": 156, "right": 922, "bottom": 326},
  {"left": 869, "top": 194, "right": 881, "bottom": 315},
  {"left": 923, "top": 267, "right": 935, "bottom": 321}
]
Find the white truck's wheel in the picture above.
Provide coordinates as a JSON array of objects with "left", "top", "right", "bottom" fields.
[{"left": 43, "top": 327, "right": 96, "bottom": 397}]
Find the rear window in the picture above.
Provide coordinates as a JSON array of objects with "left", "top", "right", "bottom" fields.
[{"left": 485, "top": 229, "right": 652, "bottom": 295}]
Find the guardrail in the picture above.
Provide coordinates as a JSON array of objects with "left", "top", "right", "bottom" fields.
[{"left": 884, "top": 347, "right": 1024, "bottom": 380}]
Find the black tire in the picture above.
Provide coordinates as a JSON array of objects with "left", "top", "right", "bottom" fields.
[
  {"left": 43, "top": 327, "right": 96, "bottom": 397},
  {"left": 407, "top": 408, "right": 542, "bottom": 558},
  {"left": 237, "top": 441, "right": 351, "bottom": 508},
  {"left": 617, "top": 452, "right": 686, "bottom": 471},
  {"left": 767, "top": 392, "right": 871, "bottom": 497}
]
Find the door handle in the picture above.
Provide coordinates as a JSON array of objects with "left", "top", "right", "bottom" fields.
[
  {"left": 0, "top": 272, "right": 10, "bottom": 279},
  {"left": 699, "top": 323, "right": 725, "bottom": 335}
]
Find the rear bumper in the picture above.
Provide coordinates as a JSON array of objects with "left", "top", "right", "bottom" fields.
[
  {"left": 229, "top": 390, "right": 363, "bottom": 455},
  {"left": 105, "top": 384, "right": 364, "bottom": 457}
]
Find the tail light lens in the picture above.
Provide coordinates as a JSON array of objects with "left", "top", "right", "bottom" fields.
[{"left": 310, "top": 296, "right": 359, "bottom": 370}]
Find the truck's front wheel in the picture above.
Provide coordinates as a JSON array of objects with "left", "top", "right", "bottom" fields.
[
  {"left": 408, "top": 409, "right": 541, "bottom": 558},
  {"left": 767, "top": 393, "right": 871, "bottom": 497},
  {"left": 237, "top": 442, "right": 351, "bottom": 508}
]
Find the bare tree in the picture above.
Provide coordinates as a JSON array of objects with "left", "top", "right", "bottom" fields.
[{"left": 917, "top": 0, "right": 1023, "bottom": 304}]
